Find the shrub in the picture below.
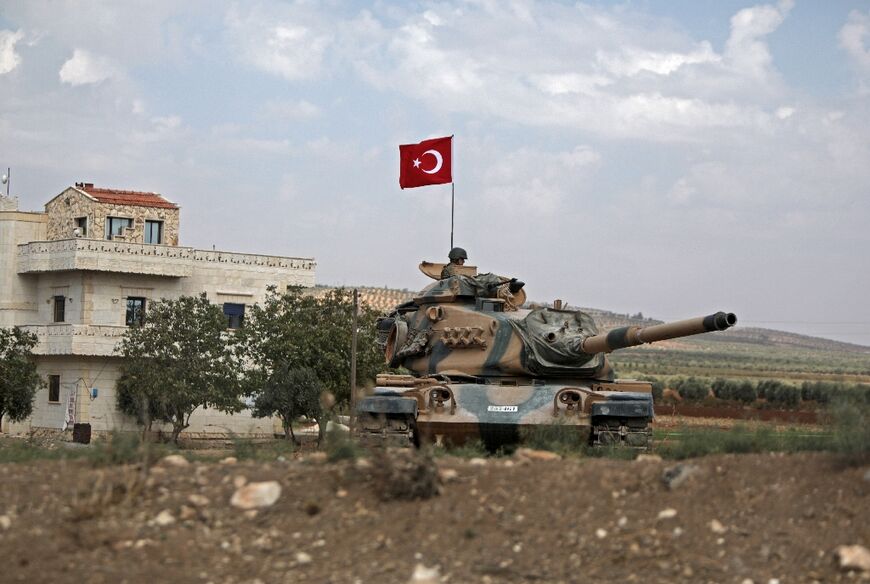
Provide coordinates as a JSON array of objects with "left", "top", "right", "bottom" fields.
[
  {"left": 677, "top": 377, "right": 710, "bottom": 403},
  {"left": 324, "top": 427, "right": 363, "bottom": 462},
  {"left": 370, "top": 449, "right": 440, "bottom": 501},
  {"left": 712, "top": 378, "right": 735, "bottom": 401},
  {"left": 734, "top": 381, "right": 757, "bottom": 404},
  {"left": 829, "top": 397, "right": 869, "bottom": 465},
  {"left": 760, "top": 381, "right": 800, "bottom": 409}
]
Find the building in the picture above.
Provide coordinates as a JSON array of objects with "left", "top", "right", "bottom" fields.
[{"left": 0, "top": 183, "right": 315, "bottom": 437}]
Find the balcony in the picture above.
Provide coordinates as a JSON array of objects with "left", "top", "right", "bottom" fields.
[
  {"left": 17, "top": 239, "right": 316, "bottom": 277},
  {"left": 18, "top": 239, "right": 192, "bottom": 276},
  {"left": 19, "top": 324, "right": 127, "bottom": 356}
]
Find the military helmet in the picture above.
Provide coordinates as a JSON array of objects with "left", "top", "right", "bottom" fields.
[{"left": 448, "top": 247, "right": 468, "bottom": 261}]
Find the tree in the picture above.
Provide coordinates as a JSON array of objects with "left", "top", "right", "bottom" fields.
[
  {"left": 0, "top": 327, "right": 42, "bottom": 432},
  {"left": 251, "top": 365, "right": 324, "bottom": 444},
  {"left": 116, "top": 294, "right": 244, "bottom": 444},
  {"left": 239, "top": 286, "right": 385, "bottom": 411}
]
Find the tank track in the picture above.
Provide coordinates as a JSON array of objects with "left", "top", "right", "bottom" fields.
[
  {"left": 353, "top": 413, "right": 418, "bottom": 448},
  {"left": 591, "top": 418, "right": 653, "bottom": 449}
]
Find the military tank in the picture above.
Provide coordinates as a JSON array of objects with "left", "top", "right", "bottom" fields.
[{"left": 355, "top": 260, "right": 737, "bottom": 450}]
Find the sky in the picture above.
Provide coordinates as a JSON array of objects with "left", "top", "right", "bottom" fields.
[{"left": 1, "top": 0, "right": 869, "bottom": 346}]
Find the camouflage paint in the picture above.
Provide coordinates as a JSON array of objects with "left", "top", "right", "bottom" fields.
[{"left": 362, "top": 263, "right": 736, "bottom": 449}]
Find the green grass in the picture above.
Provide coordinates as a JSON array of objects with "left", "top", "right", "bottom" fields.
[
  {"left": 654, "top": 425, "right": 832, "bottom": 459},
  {"left": 0, "top": 431, "right": 174, "bottom": 466},
  {"left": 519, "top": 422, "right": 588, "bottom": 455},
  {"left": 0, "top": 437, "right": 87, "bottom": 464},
  {"left": 324, "top": 429, "right": 364, "bottom": 462},
  {"left": 230, "top": 435, "right": 298, "bottom": 461}
]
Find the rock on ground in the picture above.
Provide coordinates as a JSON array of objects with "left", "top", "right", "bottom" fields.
[
  {"left": 836, "top": 545, "right": 870, "bottom": 572},
  {"left": 230, "top": 481, "right": 282, "bottom": 510}
]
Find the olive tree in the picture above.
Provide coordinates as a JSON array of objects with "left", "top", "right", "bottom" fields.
[
  {"left": 116, "top": 294, "right": 244, "bottom": 443},
  {"left": 0, "top": 327, "right": 42, "bottom": 432},
  {"left": 239, "top": 286, "right": 384, "bottom": 419},
  {"left": 251, "top": 365, "right": 324, "bottom": 444}
]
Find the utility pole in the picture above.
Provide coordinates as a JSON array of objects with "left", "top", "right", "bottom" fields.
[{"left": 349, "top": 288, "right": 359, "bottom": 434}]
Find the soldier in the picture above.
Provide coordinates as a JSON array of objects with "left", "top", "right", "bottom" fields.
[
  {"left": 441, "top": 247, "right": 525, "bottom": 296},
  {"left": 441, "top": 247, "right": 468, "bottom": 279}
]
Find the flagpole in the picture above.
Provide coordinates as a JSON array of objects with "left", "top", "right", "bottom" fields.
[{"left": 450, "top": 134, "right": 455, "bottom": 249}]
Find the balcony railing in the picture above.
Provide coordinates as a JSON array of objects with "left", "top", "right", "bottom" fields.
[
  {"left": 19, "top": 324, "right": 128, "bottom": 356},
  {"left": 17, "top": 239, "right": 316, "bottom": 277}
]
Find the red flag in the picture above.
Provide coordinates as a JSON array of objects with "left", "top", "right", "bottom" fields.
[{"left": 399, "top": 136, "right": 452, "bottom": 189}]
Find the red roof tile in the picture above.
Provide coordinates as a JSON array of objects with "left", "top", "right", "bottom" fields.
[{"left": 76, "top": 184, "right": 179, "bottom": 209}]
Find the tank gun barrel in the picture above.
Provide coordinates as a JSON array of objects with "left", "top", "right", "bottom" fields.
[{"left": 580, "top": 311, "right": 737, "bottom": 354}]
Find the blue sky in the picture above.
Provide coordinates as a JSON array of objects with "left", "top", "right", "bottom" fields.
[{"left": 1, "top": 0, "right": 869, "bottom": 345}]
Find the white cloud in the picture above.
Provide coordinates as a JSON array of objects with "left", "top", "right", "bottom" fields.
[
  {"left": 596, "top": 42, "right": 720, "bottom": 77},
  {"left": 130, "top": 115, "right": 186, "bottom": 144},
  {"left": 259, "top": 99, "right": 321, "bottom": 120},
  {"left": 225, "top": 4, "right": 333, "bottom": 81},
  {"left": 529, "top": 72, "right": 612, "bottom": 96},
  {"left": 0, "top": 29, "right": 24, "bottom": 74},
  {"left": 724, "top": 0, "right": 793, "bottom": 79},
  {"left": 58, "top": 49, "right": 121, "bottom": 85},
  {"left": 775, "top": 106, "right": 796, "bottom": 119},
  {"left": 480, "top": 145, "right": 601, "bottom": 216},
  {"left": 839, "top": 9, "right": 870, "bottom": 69},
  {"left": 337, "top": 1, "right": 791, "bottom": 141},
  {"left": 668, "top": 177, "right": 697, "bottom": 204}
]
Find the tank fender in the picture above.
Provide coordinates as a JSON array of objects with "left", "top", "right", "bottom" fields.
[
  {"left": 591, "top": 393, "right": 653, "bottom": 419},
  {"left": 357, "top": 395, "right": 418, "bottom": 416}
]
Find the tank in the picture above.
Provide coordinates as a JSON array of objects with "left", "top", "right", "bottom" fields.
[{"left": 355, "top": 262, "right": 737, "bottom": 450}]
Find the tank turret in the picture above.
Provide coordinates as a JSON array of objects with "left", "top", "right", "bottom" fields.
[{"left": 357, "top": 261, "right": 738, "bottom": 450}]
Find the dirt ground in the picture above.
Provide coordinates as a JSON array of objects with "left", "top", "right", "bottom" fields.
[{"left": 0, "top": 449, "right": 867, "bottom": 584}]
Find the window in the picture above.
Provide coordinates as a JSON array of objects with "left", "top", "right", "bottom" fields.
[
  {"left": 223, "top": 303, "right": 245, "bottom": 329},
  {"left": 105, "top": 216, "right": 133, "bottom": 240},
  {"left": 126, "top": 297, "right": 146, "bottom": 326},
  {"left": 144, "top": 220, "right": 163, "bottom": 244},
  {"left": 48, "top": 375, "right": 60, "bottom": 403},
  {"left": 53, "top": 295, "right": 66, "bottom": 322},
  {"left": 75, "top": 217, "right": 88, "bottom": 237}
]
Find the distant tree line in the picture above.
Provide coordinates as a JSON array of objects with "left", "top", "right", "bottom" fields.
[{"left": 638, "top": 373, "right": 870, "bottom": 409}]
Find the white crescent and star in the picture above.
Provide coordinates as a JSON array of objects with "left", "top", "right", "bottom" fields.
[{"left": 412, "top": 149, "right": 444, "bottom": 174}]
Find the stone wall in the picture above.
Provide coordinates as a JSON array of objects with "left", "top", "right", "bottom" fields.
[
  {"left": 0, "top": 210, "right": 46, "bottom": 326},
  {"left": 45, "top": 187, "right": 180, "bottom": 245}
]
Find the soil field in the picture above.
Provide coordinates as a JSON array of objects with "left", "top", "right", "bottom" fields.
[
  {"left": 659, "top": 404, "right": 820, "bottom": 424},
  {"left": 1, "top": 450, "right": 867, "bottom": 583}
]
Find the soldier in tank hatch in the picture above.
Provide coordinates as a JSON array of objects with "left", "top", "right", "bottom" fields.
[
  {"left": 441, "top": 246, "right": 468, "bottom": 278},
  {"left": 441, "top": 247, "right": 525, "bottom": 295},
  {"left": 441, "top": 247, "right": 525, "bottom": 310}
]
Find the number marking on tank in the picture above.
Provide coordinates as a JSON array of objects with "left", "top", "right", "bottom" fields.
[{"left": 487, "top": 405, "right": 519, "bottom": 413}]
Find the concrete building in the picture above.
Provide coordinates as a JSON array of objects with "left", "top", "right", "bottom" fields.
[{"left": 0, "top": 183, "right": 315, "bottom": 437}]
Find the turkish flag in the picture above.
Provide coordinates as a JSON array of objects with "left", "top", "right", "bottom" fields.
[{"left": 399, "top": 136, "right": 453, "bottom": 189}]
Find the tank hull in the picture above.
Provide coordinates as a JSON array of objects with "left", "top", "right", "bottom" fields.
[{"left": 355, "top": 379, "right": 654, "bottom": 450}]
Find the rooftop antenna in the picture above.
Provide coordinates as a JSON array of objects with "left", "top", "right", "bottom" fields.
[{"left": 1, "top": 168, "right": 9, "bottom": 198}]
